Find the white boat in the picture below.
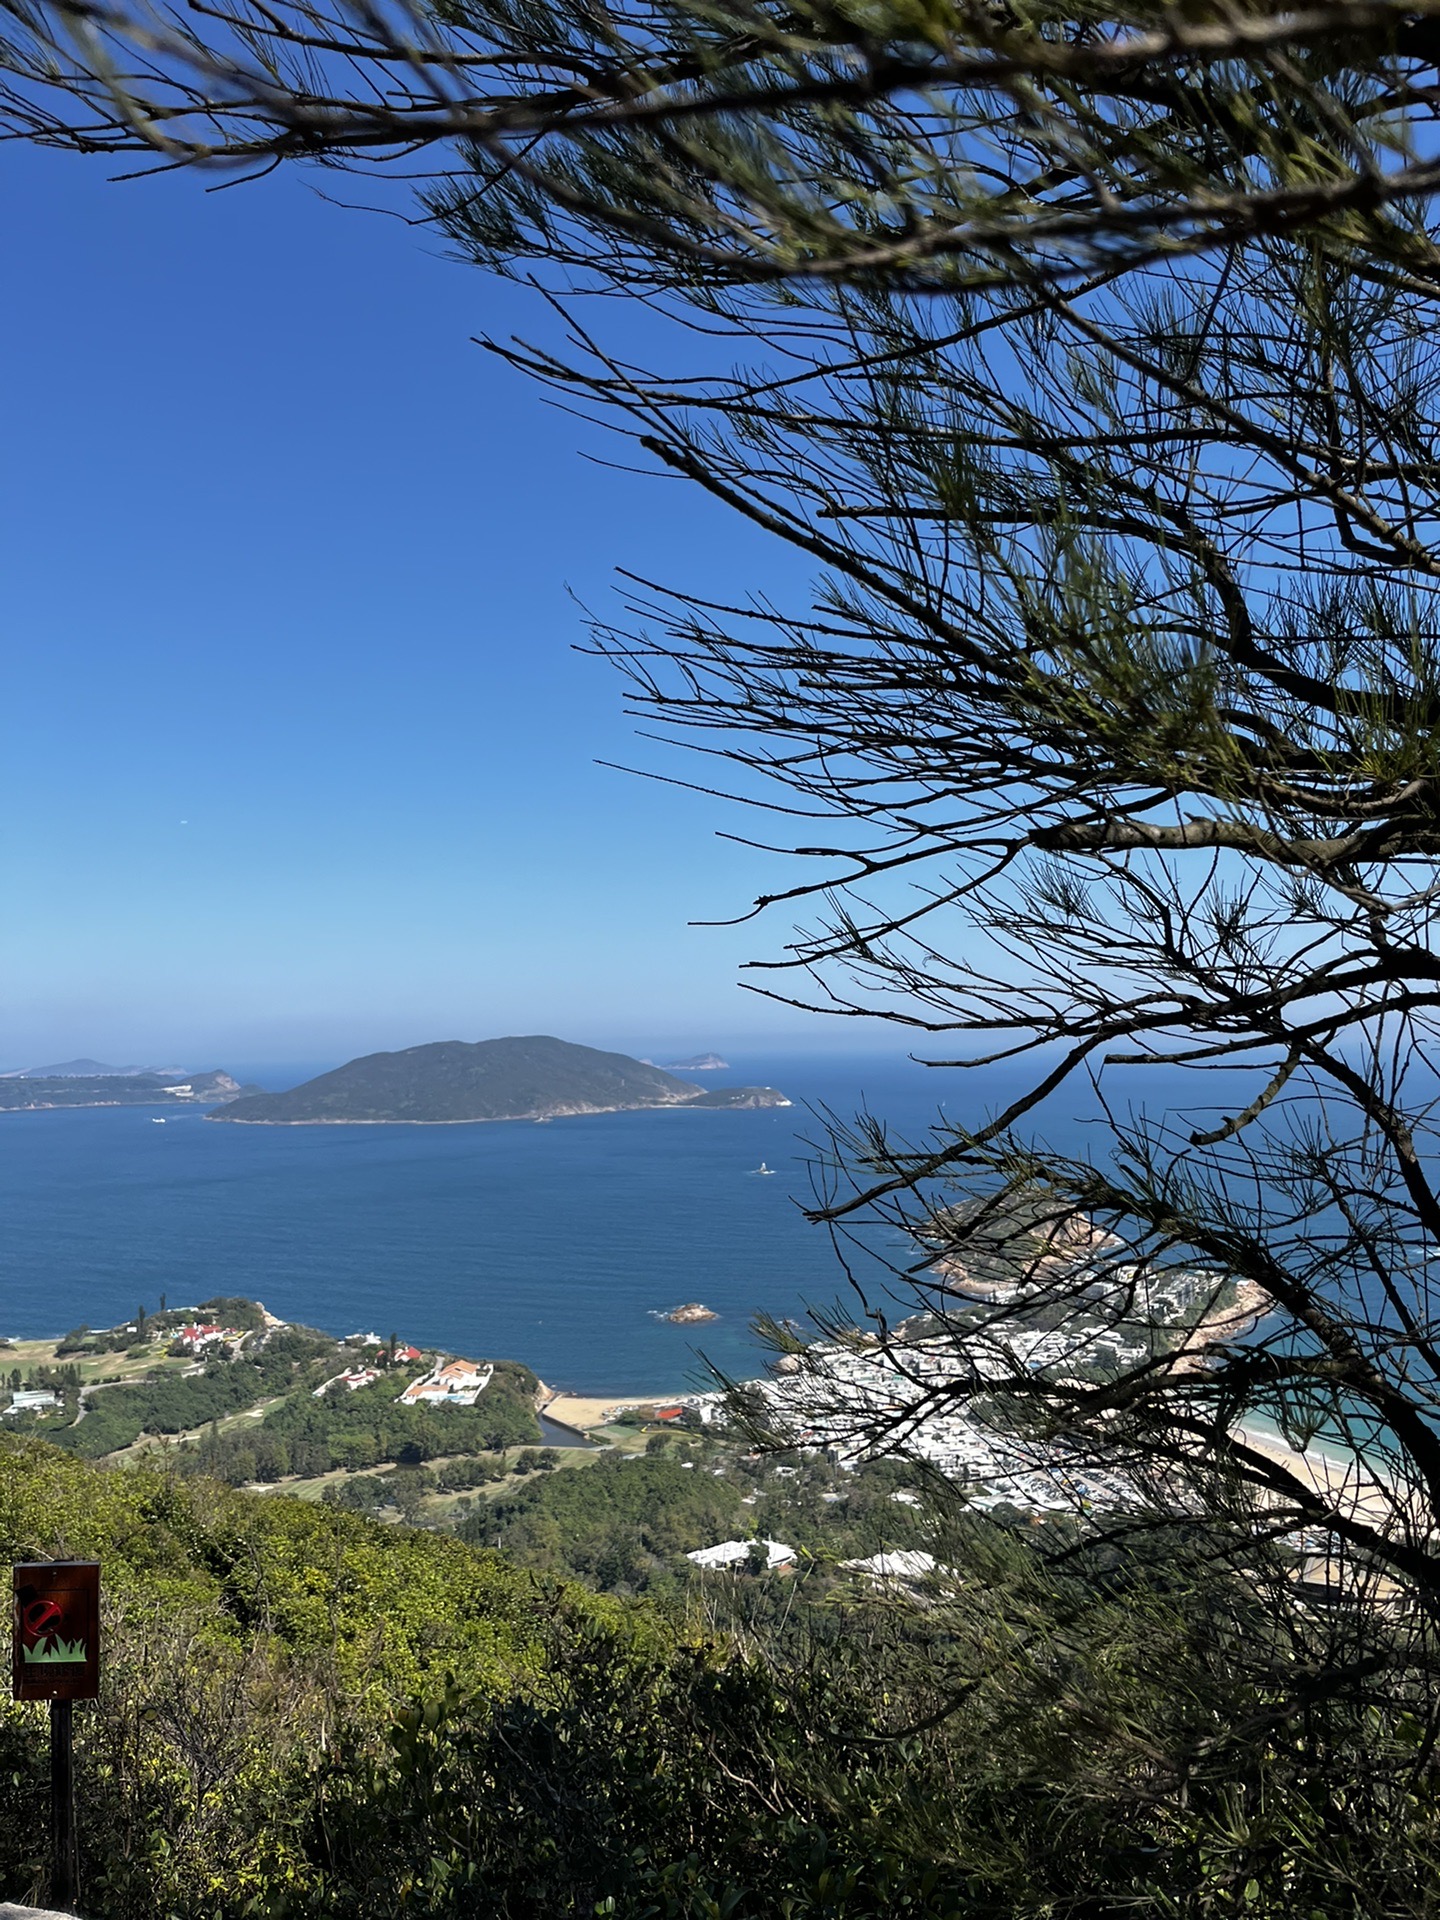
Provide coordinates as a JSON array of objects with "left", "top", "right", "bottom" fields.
[
  {"left": 752, "top": 1161, "right": 775, "bottom": 1175},
  {"left": 151, "top": 1117, "right": 166, "bottom": 1125}
]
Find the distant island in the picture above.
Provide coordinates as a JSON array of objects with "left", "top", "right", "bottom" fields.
[
  {"left": 660, "top": 1303, "right": 719, "bottom": 1324},
  {"left": 0, "top": 1069, "right": 253, "bottom": 1113},
  {"left": 656, "top": 1054, "right": 729, "bottom": 1072},
  {"left": 210, "top": 1036, "right": 791, "bottom": 1126},
  {"left": 0, "top": 1057, "right": 182, "bottom": 1079}
]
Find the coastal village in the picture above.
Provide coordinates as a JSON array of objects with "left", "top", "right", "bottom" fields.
[{"left": 0, "top": 1196, "right": 1373, "bottom": 1600}]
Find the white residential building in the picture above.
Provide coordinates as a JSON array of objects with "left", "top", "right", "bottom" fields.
[
  {"left": 687, "top": 1538, "right": 797, "bottom": 1572},
  {"left": 398, "top": 1359, "right": 493, "bottom": 1407},
  {"left": 313, "top": 1367, "right": 383, "bottom": 1397},
  {"left": 176, "top": 1324, "right": 245, "bottom": 1354},
  {"left": 3, "top": 1390, "right": 58, "bottom": 1416},
  {"left": 841, "top": 1550, "right": 938, "bottom": 1583}
]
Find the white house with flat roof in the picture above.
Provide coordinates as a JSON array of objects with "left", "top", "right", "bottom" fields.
[
  {"left": 3, "top": 1390, "right": 58, "bottom": 1416},
  {"left": 687, "top": 1538, "right": 797, "bottom": 1572},
  {"left": 398, "top": 1360, "right": 493, "bottom": 1407},
  {"left": 840, "top": 1550, "right": 938, "bottom": 1585}
]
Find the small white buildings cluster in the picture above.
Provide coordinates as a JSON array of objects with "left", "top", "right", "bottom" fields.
[
  {"left": 3, "top": 1389, "right": 58, "bottom": 1417},
  {"left": 344, "top": 1333, "right": 424, "bottom": 1361},
  {"left": 840, "top": 1549, "right": 937, "bottom": 1585},
  {"left": 743, "top": 1336, "right": 1144, "bottom": 1518},
  {"left": 313, "top": 1366, "right": 384, "bottom": 1397}
]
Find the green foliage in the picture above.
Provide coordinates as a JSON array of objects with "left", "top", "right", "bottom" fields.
[
  {"left": 22, "top": 1364, "right": 81, "bottom": 1395},
  {"left": 36, "top": 1329, "right": 546, "bottom": 1484},
  {"left": 0, "top": 1433, "right": 630, "bottom": 1914},
  {"left": 3, "top": 1436, "right": 1440, "bottom": 1916},
  {"left": 429, "top": 1452, "right": 511, "bottom": 1492},
  {"left": 210, "top": 1361, "right": 540, "bottom": 1482},
  {"left": 193, "top": 1295, "right": 269, "bottom": 1333},
  {"left": 301, "top": 1630, "right": 987, "bottom": 1920},
  {"left": 55, "top": 1325, "right": 103, "bottom": 1356},
  {"left": 49, "top": 1330, "right": 340, "bottom": 1460},
  {"left": 466, "top": 1448, "right": 748, "bottom": 1589}
]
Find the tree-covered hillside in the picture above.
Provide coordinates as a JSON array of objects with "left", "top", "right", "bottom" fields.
[
  {"left": 6, "top": 1433, "right": 1440, "bottom": 1918},
  {"left": 471, "top": 1447, "right": 748, "bottom": 1584},
  {"left": 4, "top": 1310, "right": 541, "bottom": 1481},
  {"left": 0, "top": 1437, "right": 1000, "bottom": 1919}
]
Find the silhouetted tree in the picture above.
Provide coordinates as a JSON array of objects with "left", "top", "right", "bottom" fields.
[{"left": 5, "top": 0, "right": 1440, "bottom": 294}]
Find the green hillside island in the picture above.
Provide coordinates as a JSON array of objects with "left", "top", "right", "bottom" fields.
[{"left": 208, "top": 1035, "right": 790, "bottom": 1124}]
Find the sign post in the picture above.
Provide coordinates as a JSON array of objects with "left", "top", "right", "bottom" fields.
[
  {"left": 51, "top": 1697, "right": 75, "bottom": 1910},
  {"left": 12, "top": 1562, "right": 100, "bottom": 1913}
]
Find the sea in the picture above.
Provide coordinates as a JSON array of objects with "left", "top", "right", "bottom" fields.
[{"left": 0, "top": 1049, "right": 1269, "bottom": 1397}]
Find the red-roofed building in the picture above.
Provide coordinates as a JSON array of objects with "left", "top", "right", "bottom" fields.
[
  {"left": 176, "top": 1324, "right": 234, "bottom": 1353},
  {"left": 176, "top": 1328, "right": 221, "bottom": 1359}
]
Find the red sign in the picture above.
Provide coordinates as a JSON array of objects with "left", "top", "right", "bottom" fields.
[{"left": 12, "top": 1563, "right": 100, "bottom": 1701}]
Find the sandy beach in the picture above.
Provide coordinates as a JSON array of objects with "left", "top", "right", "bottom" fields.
[
  {"left": 1232, "top": 1420, "right": 1398, "bottom": 1527},
  {"left": 540, "top": 1387, "right": 689, "bottom": 1429}
]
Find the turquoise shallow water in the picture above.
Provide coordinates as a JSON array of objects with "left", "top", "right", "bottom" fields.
[{"left": 0, "top": 1051, "right": 1009, "bottom": 1395}]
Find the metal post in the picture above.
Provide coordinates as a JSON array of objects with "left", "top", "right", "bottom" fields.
[{"left": 50, "top": 1697, "right": 75, "bottom": 1912}]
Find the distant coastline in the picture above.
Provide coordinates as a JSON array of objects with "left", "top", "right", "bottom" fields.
[
  {"left": 212, "top": 1107, "right": 773, "bottom": 1127},
  {"left": 0, "top": 1069, "right": 249, "bottom": 1115}
]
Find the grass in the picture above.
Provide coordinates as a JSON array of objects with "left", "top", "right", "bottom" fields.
[{"left": 0, "top": 1334, "right": 195, "bottom": 1387}]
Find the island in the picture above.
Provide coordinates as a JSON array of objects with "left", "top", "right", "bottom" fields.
[
  {"left": 0, "top": 1057, "right": 168, "bottom": 1078},
  {"left": 660, "top": 1054, "right": 729, "bottom": 1071},
  {"left": 660, "top": 1303, "right": 719, "bottom": 1324},
  {"left": 675, "top": 1086, "right": 789, "bottom": 1110},
  {"left": 0, "top": 1069, "right": 253, "bottom": 1113},
  {"left": 209, "top": 1035, "right": 791, "bottom": 1125}
]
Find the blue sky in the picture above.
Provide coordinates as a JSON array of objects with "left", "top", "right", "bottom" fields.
[{"left": 0, "top": 147, "right": 874, "bottom": 1071}]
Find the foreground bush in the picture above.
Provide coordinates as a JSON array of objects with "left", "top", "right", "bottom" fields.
[{"left": 3, "top": 1436, "right": 1440, "bottom": 1918}]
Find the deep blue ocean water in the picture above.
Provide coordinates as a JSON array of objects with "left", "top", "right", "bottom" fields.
[{"left": 0, "top": 1049, "right": 1233, "bottom": 1395}]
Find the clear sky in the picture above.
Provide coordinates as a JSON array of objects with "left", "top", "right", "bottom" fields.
[{"left": 1, "top": 145, "right": 871, "bottom": 1071}]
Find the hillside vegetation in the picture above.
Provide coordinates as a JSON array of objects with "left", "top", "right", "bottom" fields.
[
  {"left": 5, "top": 1433, "right": 1440, "bottom": 1917},
  {"left": 3, "top": 1306, "right": 1436, "bottom": 1918},
  {"left": 0, "top": 1436, "right": 1008, "bottom": 1919},
  {"left": 4, "top": 1311, "right": 542, "bottom": 1496}
]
